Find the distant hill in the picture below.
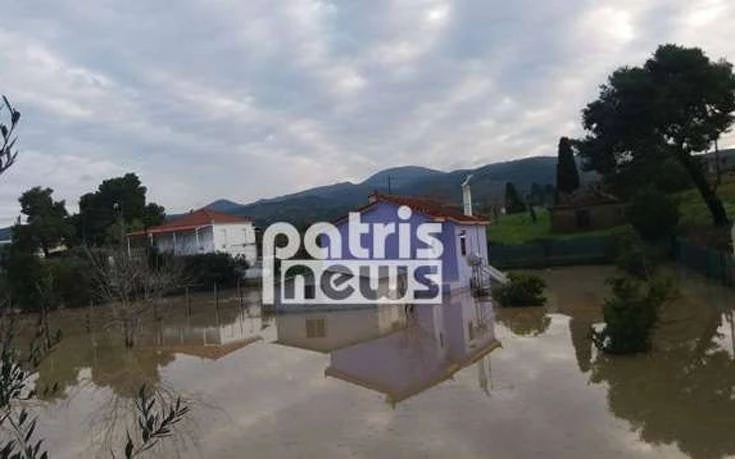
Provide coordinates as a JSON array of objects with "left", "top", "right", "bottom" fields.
[
  {"left": 203, "top": 156, "right": 597, "bottom": 227},
  {"left": 205, "top": 199, "right": 249, "bottom": 214},
  {"left": 702, "top": 148, "right": 735, "bottom": 168},
  {"left": 0, "top": 226, "right": 12, "bottom": 243}
]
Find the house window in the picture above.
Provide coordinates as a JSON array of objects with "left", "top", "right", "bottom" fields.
[
  {"left": 575, "top": 209, "right": 591, "bottom": 229},
  {"left": 305, "top": 318, "right": 326, "bottom": 338},
  {"left": 459, "top": 231, "right": 467, "bottom": 256}
]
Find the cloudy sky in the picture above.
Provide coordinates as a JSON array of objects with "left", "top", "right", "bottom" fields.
[{"left": 0, "top": 0, "right": 734, "bottom": 224}]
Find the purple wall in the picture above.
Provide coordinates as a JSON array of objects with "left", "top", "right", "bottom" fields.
[
  {"left": 326, "top": 295, "right": 497, "bottom": 402},
  {"left": 331, "top": 200, "right": 461, "bottom": 285}
]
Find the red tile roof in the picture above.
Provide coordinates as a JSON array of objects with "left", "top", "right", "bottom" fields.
[
  {"left": 128, "top": 208, "right": 252, "bottom": 236},
  {"left": 335, "top": 192, "right": 488, "bottom": 225}
]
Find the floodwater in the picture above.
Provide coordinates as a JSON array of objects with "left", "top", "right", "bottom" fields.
[{"left": 10, "top": 265, "right": 735, "bottom": 458}]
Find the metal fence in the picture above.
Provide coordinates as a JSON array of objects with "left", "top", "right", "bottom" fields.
[
  {"left": 672, "top": 238, "right": 735, "bottom": 287},
  {"left": 488, "top": 235, "right": 616, "bottom": 269}
]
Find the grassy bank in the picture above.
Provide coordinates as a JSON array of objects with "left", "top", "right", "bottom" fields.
[
  {"left": 487, "top": 208, "right": 626, "bottom": 245},
  {"left": 489, "top": 174, "right": 735, "bottom": 246},
  {"left": 676, "top": 176, "right": 735, "bottom": 226}
]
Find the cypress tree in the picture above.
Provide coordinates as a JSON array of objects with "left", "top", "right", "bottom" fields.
[
  {"left": 504, "top": 182, "right": 526, "bottom": 214},
  {"left": 556, "top": 137, "right": 580, "bottom": 199}
]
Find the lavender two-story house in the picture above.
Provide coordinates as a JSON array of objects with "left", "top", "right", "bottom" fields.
[{"left": 331, "top": 189, "right": 493, "bottom": 296}]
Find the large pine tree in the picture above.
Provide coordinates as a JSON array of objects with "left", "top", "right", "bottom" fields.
[
  {"left": 556, "top": 136, "right": 580, "bottom": 200},
  {"left": 577, "top": 44, "right": 734, "bottom": 227}
]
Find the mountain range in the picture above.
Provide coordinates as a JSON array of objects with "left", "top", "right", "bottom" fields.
[
  {"left": 203, "top": 156, "right": 593, "bottom": 227},
  {"left": 186, "top": 147, "right": 735, "bottom": 227}
]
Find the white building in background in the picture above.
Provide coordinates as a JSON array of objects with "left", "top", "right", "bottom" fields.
[{"left": 128, "top": 208, "right": 257, "bottom": 265}]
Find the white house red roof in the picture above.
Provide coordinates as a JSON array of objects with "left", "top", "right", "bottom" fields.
[
  {"left": 128, "top": 208, "right": 252, "bottom": 236},
  {"left": 334, "top": 192, "right": 488, "bottom": 225}
]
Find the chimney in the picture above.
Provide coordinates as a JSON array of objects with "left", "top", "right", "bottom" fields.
[{"left": 461, "top": 175, "right": 473, "bottom": 216}]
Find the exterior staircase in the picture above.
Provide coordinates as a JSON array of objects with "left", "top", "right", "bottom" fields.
[{"left": 470, "top": 261, "right": 508, "bottom": 296}]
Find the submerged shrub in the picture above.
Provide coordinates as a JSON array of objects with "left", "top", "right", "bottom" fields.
[
  {"left": 592, "top": 276, "right": 673, "bottom": 354},
  {"left": 182, "top": 253, "right": 241, "bottom": 289},
  {"left": 2, "top": 249, "right": 47, "bottom": 311},
  {"left": 613, "top": 228, "right": 667, "bottom": 279},
  {"left": 46, "top": 254, "right": 94, "bottom": 308},
  {"left": 492, "top": 272, "right": 546, "bottom": 307}
]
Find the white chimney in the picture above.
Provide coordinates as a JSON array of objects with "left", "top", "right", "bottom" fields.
[{"left": 461, "top": 174, "right": 473, "bottom": 216}]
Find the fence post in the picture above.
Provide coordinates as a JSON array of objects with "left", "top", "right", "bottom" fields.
[
  {"left": 86, "top": 300, "right": 93, "bottom": 333},
  {"left": 185, "top": 286, "right": 191, "bottom": 317}
]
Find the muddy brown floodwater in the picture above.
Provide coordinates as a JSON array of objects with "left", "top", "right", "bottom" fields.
[{"left": 8, "top": 265, "right": 735, "bottom": 458}]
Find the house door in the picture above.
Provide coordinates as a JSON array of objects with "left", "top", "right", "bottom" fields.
[{"left": 575, "top": 210, "right": 591, "bottom": 229}]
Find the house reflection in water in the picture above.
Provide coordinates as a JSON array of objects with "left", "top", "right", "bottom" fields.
[
  {"left": 275, "top": 293, "right": 500, "bottom": 405},
  {"left": 274, "top": 305, "right": 407, "bottom": 353},
  {"left": 155, "top": 305, "right": 265, "bottom": 360}
]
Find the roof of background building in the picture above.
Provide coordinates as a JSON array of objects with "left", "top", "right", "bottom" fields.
[
  {"left": 553, "top": 188, "right": 621, "bottom": 210},
  {"left": 335, "top": 192, "right": 488, "bottom": 225},
  {"left": 128, "top": 208, "right": 252, "bottom": 236}
]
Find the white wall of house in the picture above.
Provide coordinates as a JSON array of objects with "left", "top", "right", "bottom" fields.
[
  {"left": 212, "top": 222, "right": 257, "bottom": 263},
  {"left": 153, "top": 222, "right": 257, "bottom": 264},
  {"left": 155, "top": 226, "right": 215, "bottom": 255}
]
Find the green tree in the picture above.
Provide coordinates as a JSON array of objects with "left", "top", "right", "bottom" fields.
[
  {"left": 592, "top": 276, "right": 673, "bottom": 354},
  {"left": 555, "top": 136, "right": 580, "bottom": 200},
  {"left": 77, "top": 173, "right": 165, "bottom": 245},
  {"left": 529, "top": 183, "right": 543, "bottom": 205},
  {"left": 504, "top": 182, "right": 526, "bottom": 214},
  {"left": 143, "top": 202, "right": 166, "bottom": 228},
  {"left": 15, "top": 186, "right": 72, "bottom": 257},
  {"left": 627, "top": 188, "right": 680, "bottom": 243},
  {"left": 2, "top": 249, "right": 47, "bottom": 311},
  {"left": 577, "top": 44, "right": 735, "bottom": 227}
]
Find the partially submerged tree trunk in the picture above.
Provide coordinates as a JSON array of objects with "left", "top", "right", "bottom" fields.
[
  {"left": 676, "top": 149, "right": 730, "bottom": 227},
  {"left": 87, "top": 247, "right": 184, "bottom": 349}
]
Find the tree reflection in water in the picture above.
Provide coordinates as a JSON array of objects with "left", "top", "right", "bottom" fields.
[
  {"left": 494, "top": 306, "right": 551, "bottom": 337},
  {"left": 27, "top": 295, "right": 264, "bottom": 456},
  {"left": 586, "top": 281, "right": 735, "bottom": 459},
  {"left": 536, "top": 265, "right": 735, "bottom": 459}
]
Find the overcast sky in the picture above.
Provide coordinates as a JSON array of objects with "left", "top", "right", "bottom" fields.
[{"left": 0, "top": 0, "right": 733, "bottom": 224}]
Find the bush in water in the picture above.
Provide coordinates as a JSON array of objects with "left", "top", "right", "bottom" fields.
[
  {"left": 492, "top": 272, "right": 546, "bottom": 307},
  {"left": 181, "top": 253, "right": 244, "bottom": 289},
  {"left": 592, "top": 276, "right": 674, "bottom": 354}
]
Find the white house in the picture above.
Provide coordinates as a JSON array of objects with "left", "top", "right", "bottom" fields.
[{"left": 128, "top": 208, "right": 257, "bottom": 264}]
